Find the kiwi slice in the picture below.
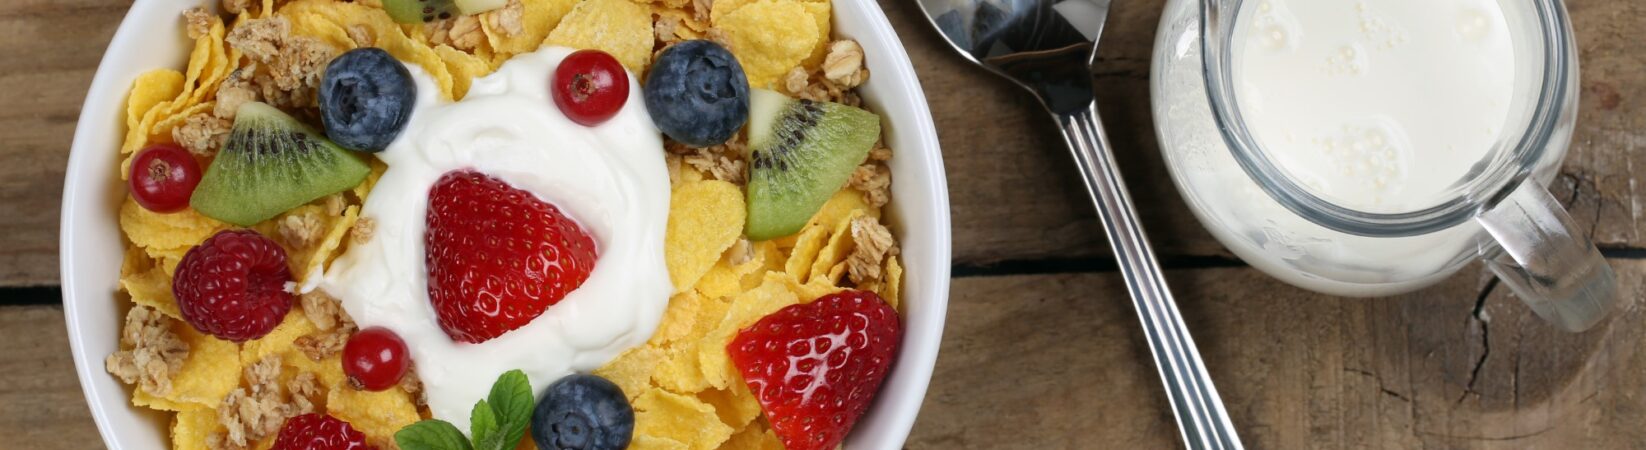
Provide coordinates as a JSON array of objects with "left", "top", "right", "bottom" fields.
[
  {"left": 383, "top": 0, "right": 508, "bottom": 23},
  {"left": 745, "top": 89, "right": 881, "bottom": 240},
  {"left": 191, "top": 102, "right": 372, "bottom": 226}
]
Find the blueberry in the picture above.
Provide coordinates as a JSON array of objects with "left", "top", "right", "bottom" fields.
[
  {"left": 643, "top": 40, "right": 750, "bottom": 147},
  {"left": 531, "top": 374, "right": 633, "bottom": 450},
  {"left": 320, "top": 48, "right": 416, "bottom": 153}
]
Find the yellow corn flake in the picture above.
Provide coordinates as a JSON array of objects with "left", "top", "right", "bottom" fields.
[
  {"left": 799, "top": 1, "right": 831, "bottom": 69},
  {"left": 634, "top": 389, "right": 736, "bottom": 450},
  {"left": 709, "top": 0, "right": 753, "bottom": 26},
  {"left": 183, "top": 19, "right": 234, "bottom": 109},
  {"left": 775, "top": 272, "right": 842, "bottom": 302},
  {"left": 716, "top": 426, "right": 783, "bottom": 450},
  {"left": 353, "top": 159, "right": 388, "bottom": 203},
  {"left": 483, "top": 0, "right": 581, "bottom": 56},
  {"left": 808, "top": 209, "right": 865, "bottom": 284},
  {"left": 119, "top": 198, "right": 229, "bottom": 259},
  {"left": 633, "top": 434, "right": 691, "bottom": 450},
  {"left": 326, "top": 386, "right": 421, "bottom": 448},
  {"left": 435, "top": 44, "right": 494, "bottom": 99},
  {"left": 285, "top": 352, "right": 348, "bottom": 391},
  {"left": 699, "top": 273, "right": 799, "bottom": 389},
  {"left": 122, "top": 262, "right": 180, "bottom": 318},
  {"left": 881, "top": 254, "right": 902, "bottom": 311},
  {"left": 240, "top": 312, "right": 316, "bottom": 364},
  {"left": 781, "top": 223, "right": 829, "bottom": 280},
  {"left": 172, "top": 408, "right": 223, "bottom": 450},
  {"left": 124, "top": 70, "right": 186, "bottom": 150},
  {"left": 717, "top": 1, "right": 819, "bottom": 88},
  {"left": 544, "top": 0, "right": 655, "bottom": 73},
  {"left": 664, "top": 180, "right": 746, "bottom": 293},
  {"left": 249, "top": 204, "right": 359, "bottom": 285},
  {"left": 164, "top": 325, "right": 241, "bottom": 408},
  {"left": 697, "top": 383, "right": 761, "bottom": 430},
  {"left": 299, "top": 205, "right": 360, "bottom": 284},
  {"left": 653, "top": 344, "right": 711, "bottom": 394},
  {"left": 694, "top": 254, "right": 765, "bottom": 301},
  {"left": 135, "top": 388, "right": 207, "bottom": 412},
  {"left": 650, "top": 291, "right": 705, "bottom": 347},
  {"left": 282, "top": 0, "right": 461, "bottom": 99},
  {"left": 161, "top": 19, "right": 221, "bottom": 120},
  {"left": 813, "top": 188, "right": 878, "bottom": 228},
  {"left": 290, "top": 10, "right": 357, "bottom": 49},
  {"left": 595, "top": 346, "right": 666, "bottom": 401}
]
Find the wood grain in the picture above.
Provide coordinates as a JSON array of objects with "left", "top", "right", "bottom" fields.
[
  {"left": 911, "top": 260, "right": 1646, "bottom": 449},
  {"left": 0, "top": 306, "right": 106, "bottom": 449}
]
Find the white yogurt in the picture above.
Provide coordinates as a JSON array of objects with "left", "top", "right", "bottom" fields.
[
  {"left": 321, "top": 47, "right": 671, "bottom": 429},
  {"left": 1232, "top": 0, "right": 1516, "bottom": 212}
]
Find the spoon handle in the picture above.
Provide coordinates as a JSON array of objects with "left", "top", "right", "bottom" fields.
[{"left": 1056, "top": 101, "right": 1245, "bottom": 450}]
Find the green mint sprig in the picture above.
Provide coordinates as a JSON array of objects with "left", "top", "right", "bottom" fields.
[{"left": 395, "top": 369, "right": 534, "bottom": 450}]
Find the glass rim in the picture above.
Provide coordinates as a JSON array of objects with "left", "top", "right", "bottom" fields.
[{"left": 1198, "top": 0, "right": 1574, "bottom": 237}]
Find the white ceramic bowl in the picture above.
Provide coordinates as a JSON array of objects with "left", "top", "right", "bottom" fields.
[{"left": 60, "top": 0, "right": 951, "bottom": 448}]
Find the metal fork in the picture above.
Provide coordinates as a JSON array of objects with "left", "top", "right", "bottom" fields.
[{"left": 911, "top": 1, "right": 1244, "bottom": 448}]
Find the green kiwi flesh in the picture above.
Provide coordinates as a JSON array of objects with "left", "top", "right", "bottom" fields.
[
  {"left": 745, "top": 89, "right": 881, "bottom": 240},
  {"left": 191, "top": 102, "right": 372, "bottom": 226},
  {"left": 384, "top": 0, "right": 507, "bottom": 23}
]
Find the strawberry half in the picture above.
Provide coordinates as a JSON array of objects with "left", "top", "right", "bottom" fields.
[
  {"left": 727, "top": 290, "right": 901, "bottom": 450},
  {"left": 425, "top": 170, "right": 598, "bottom": 343}
]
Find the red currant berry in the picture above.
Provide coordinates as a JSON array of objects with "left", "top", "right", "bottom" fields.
[
  {"left": 173, "top": 229, "right": 293, "bottom": 342},
  {"left": 552, "top": 49, "right": 629, "bottom": 126},
  {"left": 343, "top": 327, "right": 410, "bottom": 391},
  {"left": 271, "top": 413, "right": 371, "bottom": 450},
  {"left": 128, "top": 143, "right": 201, "bottom": 213}
]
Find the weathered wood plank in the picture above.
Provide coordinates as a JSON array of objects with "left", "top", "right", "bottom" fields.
[
  {"left": 0, "top": 306, "right": 106, "bottom": 449},
  {"left": 910, "top": 259, "right": 1646, "bottom": 449},
  {"left": 0, "top": 0, "right": 124, "bottom": 286}
]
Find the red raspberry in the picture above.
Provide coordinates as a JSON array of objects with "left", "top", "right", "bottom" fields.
[
  {"left": 727, "top": 290, "right": 901, "bottom": 450},
  {"left": 173, "top": 229, "right": 293, "bottom": 342},
  {"left": 271, "top": 413, "right": 373, "bottom": 450},
  {"left": 425, "top": 170, "right": 598, "bottom": 343}
]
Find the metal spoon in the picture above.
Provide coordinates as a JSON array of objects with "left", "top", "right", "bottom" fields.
[{"left": 911, "top": 1, "right": 1244, "bottom": 448}]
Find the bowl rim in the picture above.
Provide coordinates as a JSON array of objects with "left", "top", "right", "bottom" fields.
[{"left": 62, "top": 0, "right": 951, "bottom": 448}]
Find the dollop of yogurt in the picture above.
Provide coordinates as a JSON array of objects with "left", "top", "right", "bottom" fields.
[{"left": 321, "top": 46, "right": 671, "bottom": 429}]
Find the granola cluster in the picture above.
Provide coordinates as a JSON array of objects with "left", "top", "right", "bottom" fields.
[
  {"left": 210, "top": 358, "right": 318, "bottom": 450},
  {"left": 105, "top": 306, "right": 190, "bottom": 397}
]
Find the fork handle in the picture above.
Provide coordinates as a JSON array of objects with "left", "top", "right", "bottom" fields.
[{"left": 1056, "top": 100, "right": 1245, "bottom": 450}]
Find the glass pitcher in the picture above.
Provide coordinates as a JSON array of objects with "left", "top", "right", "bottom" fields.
[{"left": 1151, "top": 0, "right": 1615, "bottom": 331}]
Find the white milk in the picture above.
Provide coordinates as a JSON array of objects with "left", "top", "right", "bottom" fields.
[{"left": 1231, "top": 0, "right": 1516, "bottom": 212}]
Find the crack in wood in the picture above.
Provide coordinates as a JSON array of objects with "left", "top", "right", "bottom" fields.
[
  {"left": 1457, "top": 278, "right": 1500, "bottom": 404},
  {"left": 1343, "top": 368, "right": 1411, "bottom": 403},
  {"left": 1415, "top": 427, "right": 1554, "bottom": 442}
]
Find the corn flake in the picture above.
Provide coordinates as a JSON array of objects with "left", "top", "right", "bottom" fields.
[
  {"left": 595, "top": 346, "right": 666, "bottom": 401},
  {"left": 697, "top": 383, "right": 760, "bottom": 430},
  {"left": 122, "top": 261, "right": 181, "bottom": 319},
  {"left": 882, "top": 254, "right": 902, "bottom": 311},
  {"left": 699, "top": 273, "right": 799, "bottom": 389},
  {"left": 633, "top": 389, "right": 736, "bottom": 450},
  {"left": 717, "top": 426, "right": 783, "bottom": 450},
  {"left": 649, "top": 291, "right": 706, "bottom": 347},
  {"left": 240, "top": 312, "right": 316, "bottom": 364},
  {"left": 717, "top": 1, "right": 819, "bottom": 89},
  {"left": 163, "top": 325, "right": 241, "bottom": 408},
  {"left": 172, "top": 408, "right": 222, "bottom": 450},
  {"left": 808, "top": 209, "right": 864, "bottom": 285},
  {"left": 119, "top": 198, "right": 229, "bottom": 262},
  {"left": 326, "top": 385, "right": 421, "bottom": 448},
  {"left": 483, "top": 0, "right": 580, "bottom": 56},
  {"left": 665, "top": 180, "right": 746, "bottom": 293},
  {"left": 545, "top": 0, "right": 655, "bottom": 73},
  {"left": 135, "top": 388, "right": 207, "bottom": 412},
  {"left": 124, "top": 70, "right": 185, "bottom": 152},
  {"left": 634, "top": 434, "right": 691, "bottom": 450}
]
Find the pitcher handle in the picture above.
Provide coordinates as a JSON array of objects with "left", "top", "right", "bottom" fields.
[{"left": 1475, "top": 180, "right": 1616, "bottom": 332}]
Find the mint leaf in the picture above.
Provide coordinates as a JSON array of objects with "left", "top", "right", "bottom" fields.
[
  {"left": 486, "top": 369, "right": 534, "bottom": 450},
  {"left": 395, "top": 419, "right": 473, "bottom": 450},
  {"left": 470, "top": 399, "right": 502, "bottom": 450}
]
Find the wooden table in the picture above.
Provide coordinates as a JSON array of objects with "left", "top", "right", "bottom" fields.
[{"left": 3, "top": 0, "right": 1642, "bottom": 448}]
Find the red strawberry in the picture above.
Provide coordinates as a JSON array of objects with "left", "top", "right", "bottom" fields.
[
  {"left": 271, "top": 413, "right": 373, "bottom": 450},
  {"left": 727, "top": 290, "right": 901, "bottom": 450},
  {"left": 425, "top": 170, "right": 598, "bottom": 343}
]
